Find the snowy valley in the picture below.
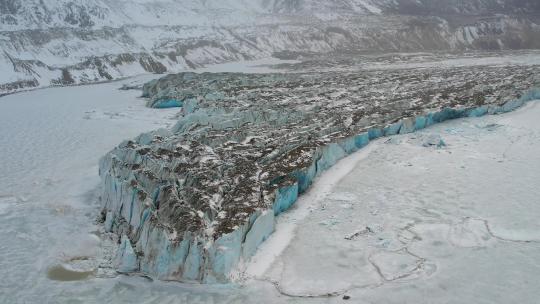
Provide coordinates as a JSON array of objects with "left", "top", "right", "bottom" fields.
[
  {"left": 2, "top": 0, "right": 540, "bottom": 94},
  {"left": 1, "top": 1, "right": 540, "bottom": 303}
]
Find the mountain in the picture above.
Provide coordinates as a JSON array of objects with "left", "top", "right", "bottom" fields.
[{"left": 1, "top": 0, "right": 540, "bottom": 95}]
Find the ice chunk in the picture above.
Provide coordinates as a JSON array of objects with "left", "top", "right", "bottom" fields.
[
  {"left": 273, "top": 184, "right": 299, "bottom": 215},
  {"left": 399, "top": 118, "right": 415, "bottom": 134},
  {"left": 116, "top": 235, "right": 138, "bottom": 273},
  {"left": 369, "top": 250, "right": 423, "bottom": 281},
  {"left": 242, "top": 211, "right": 275, "bottom": 260},
  {"left": 422, "top": 134, "right": 446, "bottom": 148}
]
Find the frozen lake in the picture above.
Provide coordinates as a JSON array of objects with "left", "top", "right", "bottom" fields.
[
  {"left": 1, "top": 62, "right": 539, "bottom": 303},
  {"left": 0, "top": 75, "right": 179, "bottom": 303}
]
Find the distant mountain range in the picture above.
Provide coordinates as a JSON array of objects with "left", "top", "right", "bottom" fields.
[{"left": 2, "top": 0, "right": 540, "bottom": 94}]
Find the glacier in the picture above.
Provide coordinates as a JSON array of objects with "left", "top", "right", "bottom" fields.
[
  {"left": 1, "top": 55, "right": 540, "bottom": 303},
  {"left": 98, "top": 63, "right": 540, "bottom": 282}
]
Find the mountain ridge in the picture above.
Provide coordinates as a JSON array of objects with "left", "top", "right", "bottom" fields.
[{"left": 1, "top": 0, "right": 540, "bottom": 95}]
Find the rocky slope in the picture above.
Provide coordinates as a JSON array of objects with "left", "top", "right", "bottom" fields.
[{"left": 2, "top": 0, "right": 540, "bottom": 95}]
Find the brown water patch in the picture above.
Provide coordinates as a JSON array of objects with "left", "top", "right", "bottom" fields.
[{"left": 47, "top": 264, "right": 96, "bottom": 281}]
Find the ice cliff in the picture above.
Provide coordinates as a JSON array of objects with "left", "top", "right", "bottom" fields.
[{"left": 98, "top": 63, "right": 540, "bottom": 282}]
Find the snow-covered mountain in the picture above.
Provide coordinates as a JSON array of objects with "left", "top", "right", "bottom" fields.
[{"left": 1, "top": 0, "right": 540, "bottom": 94}]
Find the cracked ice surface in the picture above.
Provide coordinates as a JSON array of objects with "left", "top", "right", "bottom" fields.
[{"left": 252, "top": 101, "right": 540, "bottom": 303}]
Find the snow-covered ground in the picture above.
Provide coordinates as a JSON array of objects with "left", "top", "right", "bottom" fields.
[{"left": 1, "top": 59, "right": 539, "bottom": 302}]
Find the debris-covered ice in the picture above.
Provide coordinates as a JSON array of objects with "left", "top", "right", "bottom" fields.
[{"left": 99, "top": 62, "right": 540, "bottom": 282}]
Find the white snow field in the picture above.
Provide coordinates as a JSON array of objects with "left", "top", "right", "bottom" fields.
[{"left": 1, "top": 65, "right": 540, "bottom": 302}]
